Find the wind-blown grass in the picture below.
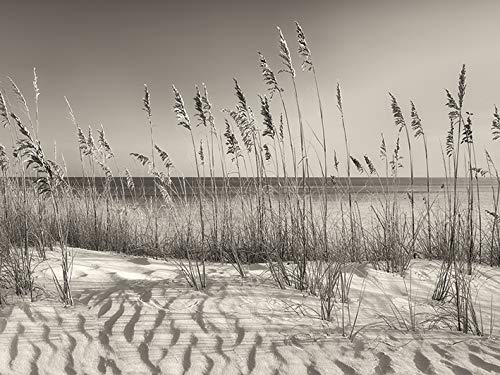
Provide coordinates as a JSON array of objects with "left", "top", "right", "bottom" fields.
[{"left": 0, "top": 23, "right": 498, "bottom": 337}]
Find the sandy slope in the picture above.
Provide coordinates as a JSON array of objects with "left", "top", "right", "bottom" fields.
[{"left": 0, "top": 249, "right": 500, "bottom": 374}]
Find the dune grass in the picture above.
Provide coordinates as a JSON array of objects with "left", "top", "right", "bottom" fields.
[{"left": 0, "top": 23, "right": 499, "bottom": 336}]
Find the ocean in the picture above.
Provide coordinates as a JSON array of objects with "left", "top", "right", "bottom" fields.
[
  {"left": 62, "top": 176, "right": 496, "bottom": 198},
  {"left": 59, "top": 176, "right": 499, "bottom": 216}
]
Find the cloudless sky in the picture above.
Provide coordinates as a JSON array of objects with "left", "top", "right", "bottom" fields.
[{"left": 1, "top": 0, "right": 500, "bottom": 176}]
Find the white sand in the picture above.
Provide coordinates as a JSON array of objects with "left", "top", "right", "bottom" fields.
[{"left": 0, "top": 248, "right": 500, "bottom": 374}]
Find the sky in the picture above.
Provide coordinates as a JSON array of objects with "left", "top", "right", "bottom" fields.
[{"left": 1, "top": 0, "right": 500, "bottom": 177}]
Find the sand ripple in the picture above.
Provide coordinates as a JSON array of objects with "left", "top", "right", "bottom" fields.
[{"left": 0, "top": 249, "right": 499, "bottom": 374}]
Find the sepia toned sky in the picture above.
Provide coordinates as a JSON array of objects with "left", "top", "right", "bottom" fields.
[{"left": 1, "top": 0, "right": 500, "bottom": 177}]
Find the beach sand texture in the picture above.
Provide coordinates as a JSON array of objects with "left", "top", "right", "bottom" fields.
[{"left": 0, "top": 249, "right": 499, "bottom": 374}]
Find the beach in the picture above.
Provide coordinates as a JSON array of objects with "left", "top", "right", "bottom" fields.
[{"left": 0, "top": 248, "right": 499, "bottom": 374}]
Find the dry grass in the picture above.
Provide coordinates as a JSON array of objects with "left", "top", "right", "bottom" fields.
[{"left": 0, "top": 23, "right": 498, "bottom": 337}]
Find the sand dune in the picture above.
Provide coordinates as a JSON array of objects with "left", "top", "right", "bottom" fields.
[{"left": 0, "top": 249, "right": 499, "bottom": 374}]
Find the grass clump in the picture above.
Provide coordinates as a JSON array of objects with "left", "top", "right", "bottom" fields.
[{"left": 0, "top": 23, "right": 497, "bottom": 338}]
